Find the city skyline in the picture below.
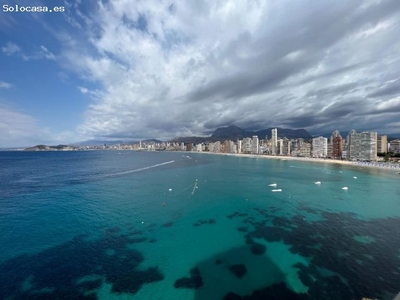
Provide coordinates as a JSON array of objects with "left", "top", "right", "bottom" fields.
[{"left": 1, "top": 0, "right": 400, "bottom": 147}]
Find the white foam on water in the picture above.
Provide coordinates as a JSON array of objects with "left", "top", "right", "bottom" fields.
[{"left": 96, "top": 160, "right": 175, "bottom": 178}]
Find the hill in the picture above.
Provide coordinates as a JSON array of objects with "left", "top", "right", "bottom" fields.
[{"left": 169, "top": 125, "right": 312, "bottom": 143}]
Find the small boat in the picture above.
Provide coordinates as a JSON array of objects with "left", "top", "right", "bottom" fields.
[
  {"left": 268, "top": 183, "right": 277, "bottom": 187},
  {"left": 353, "top": 176, "right": 357, "bottom": 179},
  {"left": 271, "top": 189, "right": 282, "bottom": 192},
  {"left": 342, "top": 187, "right": 348, "bottom": 190},
  {"left": 314, "top": 181, "right": 321, "bottom": 185}
]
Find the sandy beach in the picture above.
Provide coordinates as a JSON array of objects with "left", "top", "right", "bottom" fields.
[{"left": 193, "top": 151, "right": 400, "bottom": 171}]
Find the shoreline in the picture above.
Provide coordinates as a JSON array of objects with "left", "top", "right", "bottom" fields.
[{"left": 192, "top": 151, "right": 400, "bottom": 172}]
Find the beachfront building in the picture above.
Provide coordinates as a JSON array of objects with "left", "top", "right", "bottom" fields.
[
  {"left": 242, "top": 137, "right": 252, "bottom": 154},
  {"left": 251, "top": 136, "right": 259, "bottom": 154},
  {"left": 327, "top": 144, "right": 333, "bottom": 158},
  {"left": 312, "top": 136, "right": 328, "bottom": 158},
  {"left": 377, "top": 135, "right": 388, "bottom": 153},
  {"left": 390, "top": 139, "right": 400, "bottom": 154},
  {"left": 331, "top": 130, "right": 343, "bottom": 159},
  {"left": 300, "top": 142, "right": 312, "bottom": 157},
  {"left": 282, "top": 138, "right": 291, "bottom": 156},
  {"left": 341, "top": 139, "right": 348, "bottom": 159},
  {"left": 196, "top": 143, "right": 203, "bottom": 152},
  {"left": 347, "top": 130, "right": 377, "bottom": 161},
  {"left": 271, "top": 128, "right": 278, "bottom": 155},
  {"left": 291, "top": 139, "right": 311, "bottom": 157},
  {"left": 237, "top": 139, "right": 242, "bottom": 154},
  {"left": 231, "top": 144, "right": 237, "bottom": 154},
  {"left": 214, "top": 141, "right": 221, "bottom": 153},
  {"left": 277, "top": 138, "right": 283, "bottom": 155},
  {"left": 223, "top": 140, "right": 231, "bottom": 153}
]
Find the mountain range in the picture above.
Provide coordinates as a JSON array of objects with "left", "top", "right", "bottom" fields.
[{"left": 169, "top": 125, "right": 312, "bottom": 144}]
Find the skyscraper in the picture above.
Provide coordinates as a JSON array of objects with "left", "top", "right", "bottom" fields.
[
  {"left": 312, "top": 136, "right": 328, "bottom": 158},
  {"left": 282, "top": 138, "right": 291, "bottom": 156},
  {"left": 377, "top": 135, "right": 388, "bottom": 153},
  {"left": 347, "top": 130, "right": 377, "bottom": 161},
  {"left": 242, "top": 137, "right": 252, "bottom": 154},
  {"left": 271, "top": 128, "right": 278, "bottom": 155},
  {"left": 331, "top": 130, "right": 342, "bottom": 159},
  {"left": 251, "top": 136, "right": 259, "bottom": 154}
]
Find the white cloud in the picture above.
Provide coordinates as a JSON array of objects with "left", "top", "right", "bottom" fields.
[
  {"left": 39, "top": 45, "right": 56, "bottom": 60},
  {"left": 53, "top": 0, "right": 400, "bottom": 139},
  {"left": 0, "top": 104, "right": 46, "bottom": 147},
  {"left": 0, "top": 81, "right": 12, "bottom": 89},
  {"left": 2, "top": 42, "right": 21, "bottom": 55},
  {"left": 0, "top": 103, "right": 81, "bottom": 147},
  {"left": 1, "top": 42, "right": 56, "bottom": 61},
  {"left": 78, "top": 86, "right": 88, "bottom": 94}
]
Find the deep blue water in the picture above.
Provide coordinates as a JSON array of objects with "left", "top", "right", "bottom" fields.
[{"left": 0, "top": 151, "right": 399, "bottom": 299}]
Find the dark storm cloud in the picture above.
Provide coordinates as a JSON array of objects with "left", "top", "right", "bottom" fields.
[
  {"left": 68, "top": 0, "right": 400, "bottom": 139},
  {"left": 368, "top": 79, "right": 400, "bottom": 98},
  {"left": 305, "top": 83, "right": 360, "bottom": 99},
  {"left": 186, "top": 0, "right": 400, "bottom": 104}
]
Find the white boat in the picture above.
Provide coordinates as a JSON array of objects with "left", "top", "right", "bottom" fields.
[
  {"left": 271, "top": 189, "right": 282, "bottom": 192},
  {"left": 342, "top": 187, "right": 348, "bottom": 190},
  {"left": 314, "top": 181, "right": 321, "bottom": 184},
  {"left": 268, "top": 183, "right": 277, "bottom": 187},
  {"left": 353, "top": 176, "right": 357, "bottom": 179}
]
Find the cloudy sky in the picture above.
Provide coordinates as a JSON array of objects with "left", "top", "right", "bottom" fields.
[{"left": 1, "top": 0, "right": 400, "bottom": 147}]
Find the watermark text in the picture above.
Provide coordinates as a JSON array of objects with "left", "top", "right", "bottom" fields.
[{"left": 2, "top": 4, "right": 65, "bottom": 13}]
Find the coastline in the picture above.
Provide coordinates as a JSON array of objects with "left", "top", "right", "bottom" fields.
[{"left": 192, "top": 151, "right": 400, "bottom": 172}]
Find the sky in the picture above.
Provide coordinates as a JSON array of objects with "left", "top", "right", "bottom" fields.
[{"left": 1, "top": 0, "right": 400, "bottom": 147}]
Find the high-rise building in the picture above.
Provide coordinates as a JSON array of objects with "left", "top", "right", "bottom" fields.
[
  {"left": 312, "top": 136, "right": 328, "bottom": 158},
  {"left": 214, "top": 141, "right": 221, "bottom": 153},
  {"left": 223, "top": 140, "right": 230, "bottom": 153},
  {"left": 271, "top": 128, "right": 278, "bottom": 155},
  {"left": 347, "top": 130, "right": 377, "bottom": 161},
  {"left": 390, "top": 139, "right": 400, "bottom": 153},
  {"left": 282, "top": 138, "right": 291, "bottom": 156},
  {"left": 251, "top": 136, "right": 259, "bottom": 154},
  {"left": 242, "top": 137, "right": 252, "bottom": 154},
  {"left": 300, "top": 142, "right": 312, "bottom": 157},
  {"left": 331, "top": 130, "right": 343, "bottom": 159},
  {"left": 237, "top": 139, "right": 242, "bottom": 154},
  {"left": 377, "top": 135, "right": 388, "bottom": 153}
]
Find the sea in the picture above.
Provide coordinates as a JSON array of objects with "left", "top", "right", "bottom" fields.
[{"left": 0, "top": 150, "right": 399, "bottom": 300}]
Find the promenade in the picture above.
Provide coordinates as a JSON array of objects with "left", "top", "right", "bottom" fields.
[{"left": 197, "top": 151, "right": 400, "bottom": 171}]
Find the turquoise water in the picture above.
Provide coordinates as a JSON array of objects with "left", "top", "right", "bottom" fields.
[{"left": 0, "top": 151, "right": 399, "bottom": 299}]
